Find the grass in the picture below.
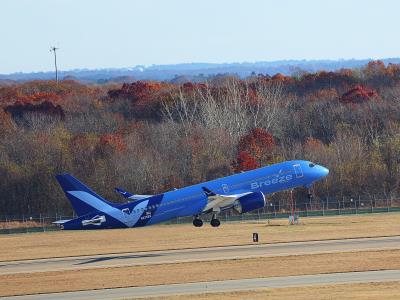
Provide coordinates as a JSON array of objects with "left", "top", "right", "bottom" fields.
[
  {"left": 147, "top": 282, "right": 400, "bottom": 300},
  {"left": 1, "top": 249, "right": 400, "bottom": 297},
  {"left": 0, "top": 220, "right": 43, "bottom": 229},
  {"left": 1, "top": 213, "right": 399, "bottom": 262}
]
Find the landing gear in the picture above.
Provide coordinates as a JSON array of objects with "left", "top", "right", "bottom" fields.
[
  {"left": 210, "top": 214, "right": 220, "bottom": 227},
  {"left": 193, "top": 217, "right": 203, "bottom": 227},
  {"left": 193, "top": 214, "right": 220, "bottom": 227},
  {"left": 210, "top": 218, "right": 220, "bottom": 227},
  {"left": 307, "top": 187, "right": 314, "bottom": 210},
  {"left": 307, "top": 190, "right": 314, "bottom": 201}
]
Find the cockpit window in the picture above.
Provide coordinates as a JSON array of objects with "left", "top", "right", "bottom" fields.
[{"left": 309, "top": 163, "right": 315, "bottom": 168}]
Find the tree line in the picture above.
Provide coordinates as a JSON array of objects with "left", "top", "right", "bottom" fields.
[{"left": 0, "top": 60, "right": 399, "bottom": 216}]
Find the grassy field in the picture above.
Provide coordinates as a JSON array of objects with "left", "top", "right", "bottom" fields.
[
  {"left": 1, "top": 249, "right": 399, "bottom": 297},
  {"left": 1, "top": 213, "right": 399, "bottom": 261},
  {"left": 148, "top": 282, "right": 400, "bottom": 300}
]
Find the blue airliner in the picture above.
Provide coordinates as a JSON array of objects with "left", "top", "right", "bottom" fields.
[{"left": 55, "top": 160, "right": 328, "bottom": 229}]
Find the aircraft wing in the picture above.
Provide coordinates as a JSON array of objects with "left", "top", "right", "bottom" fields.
[{"left": 201, "top": 187, "right": 252, "bottom": 212}]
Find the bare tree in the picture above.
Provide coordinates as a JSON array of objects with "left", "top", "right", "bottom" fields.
[
  {"left": 248, "top": 81, "right": 288, "bottom": 131},
  {"left": 195, "top": 79, "right": 252, "bottom": 141},
  {"left": 162, "top": 88, "right": 200, "bottom": 137}
]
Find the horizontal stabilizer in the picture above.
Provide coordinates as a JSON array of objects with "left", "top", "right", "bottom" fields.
[
  {"left": 115, "top": 187, "right": 134, "bottom": 198},
  {"left": 52, "top": 219, "right": 71, "bottom": 225},
  {"left": 115, "top": 187, "right": 152, "bottom": 201}
]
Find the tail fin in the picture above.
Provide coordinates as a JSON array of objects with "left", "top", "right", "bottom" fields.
[{"left": 56, "top": 174, "right": 116, "bottom": 217}]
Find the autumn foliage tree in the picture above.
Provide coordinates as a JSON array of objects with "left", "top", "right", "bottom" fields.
[
  {"left": 1, "top": 60, "right": 400, "bottom": 216},
  {"left": 340, "top": 85, "right": 379, "bottom": 104},
  {"left": 5, "top": 101, "right": 65, "bottom": 121},
  {"left": 238, "top": 128, "right": 275, "bottom": 162},
  {"left": 108, "top": 81, "right": 163, "bottom": 103},
  {"left": 233, "top": 128, "right": 276, "bottom": 172},
  {"left": 96, "top": 133, "right": 127, "bottom": 159},
  {"left": 233, "top": 151, "right": 260, "bottom": 172}
]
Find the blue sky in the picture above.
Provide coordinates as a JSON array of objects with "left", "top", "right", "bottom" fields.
[{"left": 1, "top": 0, "right": 399, "bottom": 73}]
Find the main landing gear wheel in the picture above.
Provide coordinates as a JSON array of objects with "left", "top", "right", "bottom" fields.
[
  {"left": 193, "top": 218, "right": 203, "bottom": 227},
  {"left": 210, "top": 218, "right": 220, "bottom": 227}
]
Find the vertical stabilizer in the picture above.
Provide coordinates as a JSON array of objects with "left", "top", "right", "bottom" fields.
[{"left": 56, "top": 174, "right": 116, "bottom": 216}]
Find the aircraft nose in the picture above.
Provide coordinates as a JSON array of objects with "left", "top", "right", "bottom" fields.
[{"left": 318, "top": 165, "right": 329, "bottom": 178}]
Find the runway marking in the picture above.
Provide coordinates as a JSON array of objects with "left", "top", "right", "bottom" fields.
[
  {"left": 1, "top": 236, "right": 399, "bottom": 275},
  {"left": 2, "top": 270, "right": 400, "bottom": 299}
]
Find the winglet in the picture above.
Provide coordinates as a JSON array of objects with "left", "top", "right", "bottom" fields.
[{"left": 202, "top": 187, "right": 216, "bottom": 197}]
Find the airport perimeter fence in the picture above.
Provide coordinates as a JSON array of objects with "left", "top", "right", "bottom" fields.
[
  {"left": 1, "top": 197, "right": 400, "bottom": 234},
  {"left": 170, "top": 196, "right": 400, "bottom": 225}
]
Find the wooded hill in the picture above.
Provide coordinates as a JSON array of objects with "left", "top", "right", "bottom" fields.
[{"left": 0, "top": 60, "right": 399, "bottom": 216}]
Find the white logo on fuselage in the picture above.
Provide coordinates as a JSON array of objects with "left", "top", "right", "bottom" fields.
[{"left": 251, "top": 174, "right": 293, "bottom": 189}]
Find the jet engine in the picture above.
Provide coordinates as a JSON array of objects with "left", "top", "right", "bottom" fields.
[{"left": 233, "top": 191, "right": 266, "bottom": 214}]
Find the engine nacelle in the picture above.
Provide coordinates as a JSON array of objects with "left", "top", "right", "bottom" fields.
[{"left": 233, "top": 191, "right": 266, "bottom": 214}]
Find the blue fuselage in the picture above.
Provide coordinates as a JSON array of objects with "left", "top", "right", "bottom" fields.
[{"left": 62, "top": 160, "right": 329, "bottom": 229}]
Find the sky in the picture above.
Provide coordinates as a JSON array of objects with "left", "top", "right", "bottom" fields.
[{"left": 1, "top": 0, "right": 400, "bottom": 73}]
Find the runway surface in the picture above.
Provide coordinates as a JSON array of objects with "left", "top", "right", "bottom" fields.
[
  {"left": 1, "top": 236, "right": 399, "bottom": 275},
  {"left": 3, "top": 270, "right": 400, "bottom": 299}
]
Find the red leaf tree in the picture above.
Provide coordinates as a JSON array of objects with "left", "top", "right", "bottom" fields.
[
  {"left": 340, "top": 85, "right": 379, "bottom": 104},
  {"left": 238, "top": 128, "right": 275, "bottom": 161},
  {"left": 4, "top": 101, "right": 65, "bottom": 120},
  {"left": 233, "top": 128, "right": 276, "bottom": 172},
  {"left": 233, "top": 151, "right": 260, "bottom": 172},
  {"left": 108, "top": 81, "right": 163, "bottom": 104},
  {"left": 96, "top": 133, "right": 127, "bottom": 159}
]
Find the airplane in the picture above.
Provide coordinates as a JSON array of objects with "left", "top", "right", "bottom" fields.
[{"left": 54, "top": 160, "right": 329, "bottom": 230}]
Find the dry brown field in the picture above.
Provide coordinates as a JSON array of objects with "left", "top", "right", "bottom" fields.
[
  {"left": 0, "top": 220, "right": 42, "bottom": 229},
  {"left": 1, "top": 249, "right": 399, "bottom": 297},
  {"left": 149, "top": 282, "right": 400, "bottom": 300},
  {"left": 1, "top": 213, "right": 399, "bottom": 261}
]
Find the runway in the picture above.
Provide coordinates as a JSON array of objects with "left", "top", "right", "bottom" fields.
[
  {"left": 1, "top": 236, "right": 399, "bottom": 275},
  {"left": 3, "top": 269, "right": 400, "bottom": 299}
]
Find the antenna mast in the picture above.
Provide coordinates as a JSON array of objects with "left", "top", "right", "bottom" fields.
[{"left": 50, "top": 46, "right": 59, "bottom": 84}]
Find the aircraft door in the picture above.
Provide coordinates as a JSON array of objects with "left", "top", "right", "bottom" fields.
[{"left": 293, "top": 164, "right": 303, "bottom": 178}]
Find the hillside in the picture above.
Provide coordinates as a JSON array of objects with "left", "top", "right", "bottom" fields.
[{"left": 0, "top": 60, "right": 399, "bottom": 216}]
